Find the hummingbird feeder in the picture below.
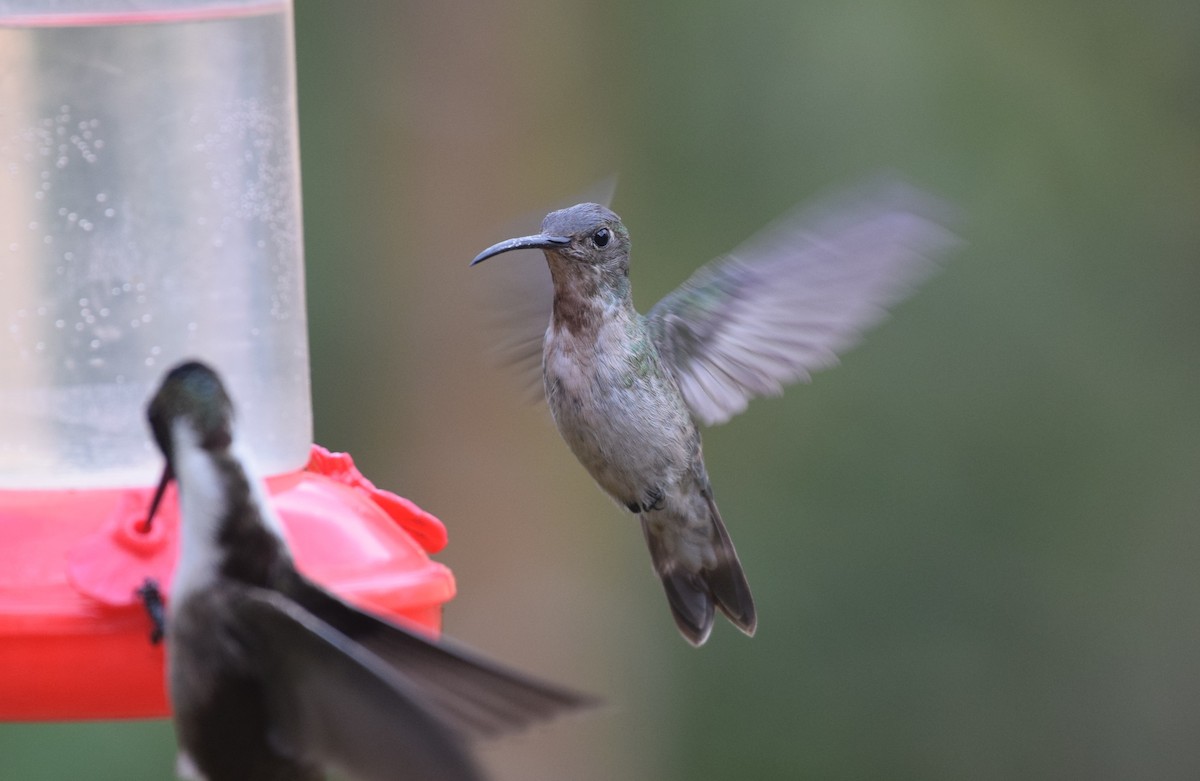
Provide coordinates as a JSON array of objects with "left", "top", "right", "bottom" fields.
[{"left": 0, "top": 0, "right": 455, "bottom": 720}]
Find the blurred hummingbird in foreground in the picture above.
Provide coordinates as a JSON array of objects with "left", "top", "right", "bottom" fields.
[
  {"left": 142, "top": 360, "right": 592, "bottom": 781},
  {"left": 471, "top": 180, "right": 957, "bottom": 646}
]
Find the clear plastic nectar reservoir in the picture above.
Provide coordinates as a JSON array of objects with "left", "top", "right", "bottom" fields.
[{"left": 0, "top": 1, "right": 311, "bottom": 488}]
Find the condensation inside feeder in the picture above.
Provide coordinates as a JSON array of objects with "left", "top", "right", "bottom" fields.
[{"left": 0, "top": 0, "right": 311, "bottom": 489}]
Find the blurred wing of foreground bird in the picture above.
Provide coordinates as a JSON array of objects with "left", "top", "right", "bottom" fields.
[
  {"left": 230, "top": 581, "right": 596, "bottom": 781},
  {"left": 280, "top": 568, "right": 597, "bottom": 741},
  {"left": 646, "top": 179, "right": 959, "bottom": 427},
  {"left": 227, "top": 587, "right": 486, "bottom": 781}
]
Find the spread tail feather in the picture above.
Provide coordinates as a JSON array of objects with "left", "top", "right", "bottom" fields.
[{"left": 640, "top": 499, "right": 756, "bottom": 646}]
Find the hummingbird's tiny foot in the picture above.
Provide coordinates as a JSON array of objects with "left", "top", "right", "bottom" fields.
[
  {"left": 137, "top": 577, "right": 166, "bottom": 645},
  {"left": 628, "top": 487, "right": 665, "bottom": 514}
]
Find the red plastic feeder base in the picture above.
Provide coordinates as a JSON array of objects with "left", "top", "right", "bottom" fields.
[{"left": 0, "top": 445, "right": 455, "bottom": 721}]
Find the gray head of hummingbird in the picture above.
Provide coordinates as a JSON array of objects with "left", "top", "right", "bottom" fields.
[
  {"left": 143, "top": 360, "right": 234, "bottom": 530},
  {"left": 471, "top": 202, "right": 631, "bottom": 280}
]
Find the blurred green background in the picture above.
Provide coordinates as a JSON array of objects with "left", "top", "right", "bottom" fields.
[{"left": 4, "top": 1, "right": 1200, "bottom": 779}]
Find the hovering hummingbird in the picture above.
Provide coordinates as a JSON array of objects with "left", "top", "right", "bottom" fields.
[
  {"left": 471, "top": 181, "right": 955, "bottom": 646},
  {"left": 142, "top": 360, "right": 592, "bottom": 781}
]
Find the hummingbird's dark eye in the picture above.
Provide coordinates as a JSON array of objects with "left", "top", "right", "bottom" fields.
[{"left": 591, "top": 228, "right": 611, "bottom": 248}]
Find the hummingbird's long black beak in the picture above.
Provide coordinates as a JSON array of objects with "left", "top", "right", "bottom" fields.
[
  {"left": 470, "top": 234, "right": 570, "bottom": 266},
  {"left": 142, "top": 462, "right": 175, "bottom": 533}
]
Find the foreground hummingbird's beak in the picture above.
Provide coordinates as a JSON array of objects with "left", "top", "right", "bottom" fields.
[
  {"left": 142, "top": 462, "right": 175, "bottom": 533},
  {"left": 470, "top": 234, "right": 570, "bottom": 266}
]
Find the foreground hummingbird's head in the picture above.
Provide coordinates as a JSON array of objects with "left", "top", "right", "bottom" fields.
[
  {"left": 143, "top": 361, "right": 235, "bottom": 529},
  {"left": 147, "top": 360, "right": 236, "bottom": 459},
  {"left": 470, "top": 203, "right": 631, "bottom": 275}
]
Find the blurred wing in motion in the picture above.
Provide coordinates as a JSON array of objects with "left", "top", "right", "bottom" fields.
[
  {"left": 284, "top": 570, "right": 598, "bottom": 740},
  {"left": 646, "top": 178, "right": 959, "bottom": 427},
  {"left": 234, "top": 587, "right": 486, "bottom": 781}
]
